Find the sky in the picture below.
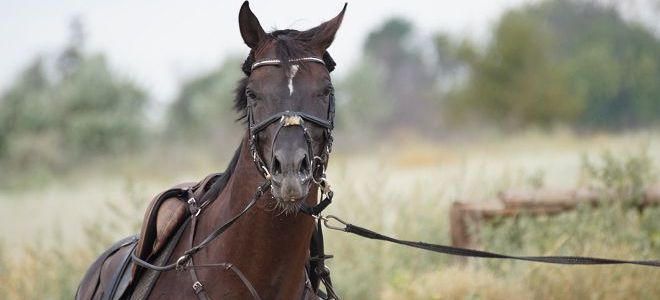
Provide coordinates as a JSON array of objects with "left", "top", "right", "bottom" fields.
[{"left": 0, "top": 0, "right": 536, "bottom": 103}]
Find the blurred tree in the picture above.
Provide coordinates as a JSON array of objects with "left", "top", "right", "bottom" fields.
[
  {"left": 0, "top": 18, "right": 148, "bottom": 172},
  {"left": 165, "top": 56, "right": 243, "bottom": 140},
  {"left": 340, "top": 18, "right": 438, "bottom": 135},
  {"left": 532, "top": 0, "right": 660, "bottom": 129},
  {"left": 335, "top": 59, "right": 393, "bottom": 131},
  {"left": 55, "top": 54, "right": 147, "bottom": 156},
  {"left": 446, "top": 11, "right": 582, "bottom": 129},
  {"left": 446, "top": 0, "right": 660, "bottom": 130}
]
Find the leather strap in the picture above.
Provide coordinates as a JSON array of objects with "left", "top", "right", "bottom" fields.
[
  {"left": 185, "top": 263, "right": 261, "bottom": 300},
  {"left": 326, "top": 217, "right": 660, "bottom": 268},
  {"left": 187, "top": 215, "right": 210, "bottom": 300}
]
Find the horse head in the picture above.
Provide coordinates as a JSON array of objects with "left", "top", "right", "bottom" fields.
[{"left": 236, "top": 1, "right": 346, "bottom": 214}]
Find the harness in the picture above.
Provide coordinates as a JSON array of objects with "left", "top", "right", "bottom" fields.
[{"left": 131, "top": 53, "right": 340, "bottom": 300}]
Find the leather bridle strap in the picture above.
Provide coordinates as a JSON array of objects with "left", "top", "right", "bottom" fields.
[{"left": 250, "top": 111, "right": 333, "bottom": 134}]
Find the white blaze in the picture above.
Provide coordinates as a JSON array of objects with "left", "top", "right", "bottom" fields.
[{"left": 287, "top": 64, "right": 299, "bottom": 96}]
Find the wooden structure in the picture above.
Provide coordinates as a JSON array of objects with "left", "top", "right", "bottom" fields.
[{"left": 450, "top": 185, "right": 660, "bottom": 249}]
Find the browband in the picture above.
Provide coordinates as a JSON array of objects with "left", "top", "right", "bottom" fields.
[
  {"left": 242, "top": 51, "right": 336, "bottom": 75},
  {"left": 251, "top": 57, "right": 325, "bottom": 71}
]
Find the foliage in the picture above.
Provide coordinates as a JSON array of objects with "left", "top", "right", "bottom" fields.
[
  {"left": 475, "top": 148, "right": 660, "bottom": 299},
  {"left": 165, "top": 56, "right": 244, "bottom": 140},
  {"left": 0, "top": 21, "right": 147, "bottom": 178},
  {"left": 0, "top": 180, "right": 144, "bottom": 300},
  {"left": 581, "top": 147, "right": 657, "bottom": 207},
  {"left": 444, "top": 0, "right": 660, "bottom": 130},
  {"left": 338, "top": 18, "right": 439, "bottom": 135},
  {"left": 335, "top": 59, "right": 393, "bottom": 131},
  {"left": 445, "top": 11, "right": 582, "bottom": 129},
  {"left": 533, "top": 0, "right": 660, "bottom": 129}
]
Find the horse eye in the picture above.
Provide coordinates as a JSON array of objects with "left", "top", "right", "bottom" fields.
[
  {"left": 245, "top": 89, "right": 257, "bottom": 100},
  {"left": 318, "top": 86, "right": 333, "bottom": 98}
]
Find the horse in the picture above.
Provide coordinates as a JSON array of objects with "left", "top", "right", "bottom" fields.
[{"left": 76, "top": 1, "right": 346, "bottom": 299}]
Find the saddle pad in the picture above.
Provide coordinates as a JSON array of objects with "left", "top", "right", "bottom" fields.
[
  {"left": 132, "top": 173, "right": 222, "bottom": 277},
  {"left": 76, "top": 235, "right": 138, "bottom": 300}
]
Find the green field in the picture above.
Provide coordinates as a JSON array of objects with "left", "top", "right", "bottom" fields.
[{"left": 1, "top": 130, "right": 659, "bottom": 299}]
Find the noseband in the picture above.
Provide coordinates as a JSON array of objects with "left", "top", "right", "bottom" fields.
[{"left": 246, "top": 56, "right": 335, "bottom": 184}]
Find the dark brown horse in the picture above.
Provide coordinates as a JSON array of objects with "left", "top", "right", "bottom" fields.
[{"left": 76, "top": 2, "right": 346, "bottom": 299}]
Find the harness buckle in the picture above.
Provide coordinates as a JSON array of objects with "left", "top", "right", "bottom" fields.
[
  {"left": 312, "top": 156, "right": 326, "bottom": 184},
  {"left": 192, "top": 281, "right": 204, "bottom": 294},
  {"left": 175, "top": 254, "right": 190, "bottom": 271},
  {"left": 261, "top": 165, "right": 272, "bottom": 181},
  {"left": 188, "top": 198, "right": 201, "bottom": 217}
]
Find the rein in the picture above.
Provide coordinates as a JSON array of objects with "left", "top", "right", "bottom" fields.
[{"left": 315, "top": 215, "right": 660, "bottom": 268}]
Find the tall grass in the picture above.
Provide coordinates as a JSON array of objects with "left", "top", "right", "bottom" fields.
[
  {"left": 0, "top": 181, "right": 144, "bottom": 300},
  {"left": 0, "top": 134, "right": 658, "bottom": 299},
  {"left": 378, "top": 149, "right": 660, "bottom": 300}
]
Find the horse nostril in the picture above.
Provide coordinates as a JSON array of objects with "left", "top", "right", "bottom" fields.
[
  {"left": 273, "top": 156, "right": 282, "bottom": 175},
  {"left": 299, "top": 154, "right": 309, "bottom": 174}
]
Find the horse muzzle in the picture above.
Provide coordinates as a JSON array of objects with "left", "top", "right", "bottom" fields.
[{"left": 270, "top": 146, "right": 312, "bottom": 202}]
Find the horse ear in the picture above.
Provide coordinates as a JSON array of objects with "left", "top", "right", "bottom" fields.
[
  {"left": 306, "top": 3, "right": 347, "bottom": 51},
  {"left": 238, "top": 1, "right": 266, "bottom": 49}
]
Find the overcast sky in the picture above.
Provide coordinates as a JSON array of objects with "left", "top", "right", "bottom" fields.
[{"left": 0, "top": 0, "right": 538, "bottom": 102}]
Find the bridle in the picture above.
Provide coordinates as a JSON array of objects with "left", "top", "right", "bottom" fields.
[
  {"left": 131, "top": 54, "right": 340, "bottom": 300},
  {"left": 246, "top": 56, "right": 335, "bottom": 186}
]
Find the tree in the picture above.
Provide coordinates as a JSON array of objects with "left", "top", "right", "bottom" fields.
[
  {"left": 166, "top": 56, "right": 243, "bottom": 140},
  {"left": 0, "top": 18, "right": 148, "bottom": 172},
  {"left": 339, "top": 18, "right": 439, "bottom": 134},
  {"left": 445, "top": 0, "right": 660, "bottom": 130},
  {"left": 531, "top": 0, "right": 660, "bottom": 129},
  {"left": 446, "top": 11, "right": 582, "bottom": 129}
]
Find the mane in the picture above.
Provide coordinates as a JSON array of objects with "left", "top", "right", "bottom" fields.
[
  {"left": 199, "top": 143, "right": 242, "bottom": 204},
  {"left": 233, "top": 29, "right": 336, "bottom": 121}
]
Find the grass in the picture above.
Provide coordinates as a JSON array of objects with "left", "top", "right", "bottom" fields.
[{"left": 1, "top": 130, "right": 659, "bottom": 299}]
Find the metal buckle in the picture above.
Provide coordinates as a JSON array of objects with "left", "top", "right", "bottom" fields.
[
  {"left": 261, "top": 165, "right": 272, "bottom": 181},
  {"left": 175, "top": 254, "right": 190, "bottom": 271},
  {"left": 312, "top": 156, "right": 326, "bottom": 184},
  {"left": 188, "top": 198, "right": 201, "bottom": 217},
  {"left": 192, "top": 281, "right": 203, "bottom": 293}
]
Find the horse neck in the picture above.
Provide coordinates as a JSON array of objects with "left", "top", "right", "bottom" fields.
[{"left": 197, "top": 136, "right": 317, "bottom": 298}]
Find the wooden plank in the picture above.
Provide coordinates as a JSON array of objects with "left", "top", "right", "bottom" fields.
[{"left": 450, "top": 184, "right": 660, "bottom": 251}]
